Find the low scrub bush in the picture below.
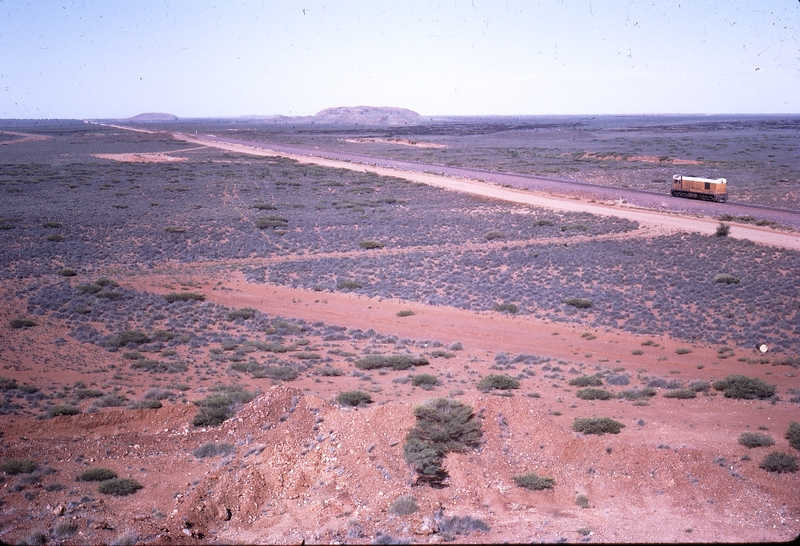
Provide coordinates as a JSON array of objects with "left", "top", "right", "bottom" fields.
[
  {"left": 77, "top": 467, "right": 118, "bottom": 482},
  {"left": 193, "top": 442, "right": 235, "bottom": 459},
  {"left": 264, "top": 366, "right": 299, "bottom": 381},
  {"left": 564, "top": 297, "right": 593, "bottom": 309},
  {"left": 316, "top": 366, "right": 344, "bottom": 377},
  {"left": 786, "top": 422, "right": 800, "bottom": 451},
  {"left": 227, "top": 307, "right": 256, "bottom": 321},
  {"left": 572, "top": 417, "right": 625, "bottom": 435},
  {"left": 576, "top": 494, "right": 590, "bottom": 508},
  {"left": 107, "top": 330, "right": 150, "bottom": 348},
  {"left": 9, "top": 318, "right": 37, "bottom": 329},
  {"left": 712, "top": 374, "right": 776, "bottom": 399},
  {"left": 163, "top": 291, "right": 205, "bottom": 303},
  {"left": 714, "top": 274, "right": 740, "bottom": 284},
  {"left": 759, "top": 451, "right": 798, "bottom": 473},
  {"left": 58, "top": 267, "right": 77, "bottom": 276},
  {"left": 254, "top": 215, "right": 288, "bottom": 229},
  {"left": 738, "top": 432, "right": 775, "bottom": 448},
  {"left": 75, "top": 388, "right": 104, "bottom": 399},
  {"left": 252, "top": 202, "right": 276, "bottom": 210},
  {"left": 388, "top": 495, "right": 418, "bottom": 516},
  {"left": 663, "top": 388, "right": 697, "bottom": 399},
  {"left": 477, "top": 374, "right": 520, "bottom": 392},
  {"left": 411, "top": 374, "right": 439, "bottom": 390},
  {"left": 358, "top": 240, "right": 385, "bottom": 249},
  {"left": 675, "top": 347, "right": 692, "bottom": 355},
  {"left": 513, "top": 472, "right": 555, "bottom": 490},
  {"left": 336, "top": 279, "right": 362, "bottom": 290},
  {"left": 484, "top": 230, "right": 505, "bottom": 240},
  {"left": 355, "top": 354, "right": 429, "bottom": 371},
  {"left": 396, "top": 309, "right": 415, "bottom": 317},
  {"left": 404, "top": 398, "right": 482, "bottom": 486},
  {"left": 192, "top": 385, "right": 255, "bottom": 427},
  {"left": 569, "top": 375, "right": 602, "bottom": 387},
  {"left": 98, "top": 477, "right": 143, "bottom": 496},
  {"left": 493, "top": 302, "right": 519, "bottom": 314},
  {"left": 438, "top": 515, "right": 490, "bottom": 536},
  {"left": 576, "top": 388, "right": 612, "bottom": 400},
  {"left": 715, "top": 222, "right": 731, "bottom": 237},
  {"left": 336, "top": 390, "right": 372, "bottom": 407},
  {"left": 1, "top": 458, "right": 38, "bottom": 475},
  {"left": 128, "top": 399, "right": 162, "bottom": 409},
  {"left": 47, "top": 405, "right": 80, "bottom": 418}
]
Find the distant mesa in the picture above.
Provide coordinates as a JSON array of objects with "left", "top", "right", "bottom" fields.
[
  {"left": 127, "top": 112, "right": 178, "bottom": 122},
  {"left": 313, "top": 106, "right": 422, "bottom": 126}
]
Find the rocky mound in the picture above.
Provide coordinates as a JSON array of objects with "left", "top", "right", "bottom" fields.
[
  {"left": 126, "top": 112, "right": 178, "bottom": 122},
  {"left": 313, "top": 106, "right": 422, "bottom": 126}
]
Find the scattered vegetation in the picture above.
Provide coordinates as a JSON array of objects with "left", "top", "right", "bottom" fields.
[
  {"left": 513, "top": 472, "right": 555, "bottom": 491},
  {"left": 477, "top": 374, "right": 520, "bottom": 392},
  {"left": 77, "top": 467, "right": 118, "bottom": 482},
  {"left": 358, "top": 240, "right": 385, "bottom": 249},
  {"left": 226, "top": 307, "right": 256, "bottom": 321},
  {"left": 786, "top": 422, "right": 800, "bottom": 451},
  {"left": 712, "top": 374, "right": 776, "bottom": 399},
  {"left": 438, "top": 515, "right": 490, "bottom": 537},
  {"left": 193, "top": 442, "right": 235, "bottom": 459},
  {"left": 493, "top": 302, "right": 519, "bottom": 314},
  {"left": 192, "top": 384, "right": 256, "bottom": 427},
  {"left": 662, "top": 388, "right": 697, "bottom": 399},
  {"left": 411, "top": 374, "right": 439, "bottom": 390},
  {"left": 97, "top": 477, "right": 144, "bottom": 496},
  {"left": 404, "top": 398, "right": 482, "bottom": 486},
  {"left": 47, "top": 405, "right": 81, "bottom": 418},
  {"left": 336, "top": 279, "right": 362, "bottom": 290},
  {"left": 163, "top": 291, "right": 206, "bottom": 302},
  {"left": 569, "top": 375, "right": 603, "bottom": 387},
  {"left": 564, "top": 297, "right": 593, "bottom": 309},
  {"left": 572, "top": 417, "right": 625, "bottom": 435},
  {"left": 576, "top": 388, "right": 612, "bottom": 400},
  {"left": 396, "top": 309, "right": 415, "bottom": 317},
  {"left": 388, "top": 495, "right": 418, "bottom": 516},
  {"left": 8, "top": 318, "right": 36, "bottom": 329},
  {"left": 759, "top": 451, "right": 798, "bottom": 474},
  {"left": 1, "top": 459, "right": 38, "bottom": 475},
  {"left": 355, "top": 354, "right": 429, "bottom": 371},
  {"left": 714, "top": 274, "right": 740, "bottom": 284},
  {"left": 254, "top": 215, "right": 288, "bottom": 229},
  {"left": 675, "top": 347, "right": 693, "bottom": 355},
  {"left": 738, "top": 432, "right": 775, "bottom": 448},
  {"left": 336, "top": 390, "right": 372, "bottom": 407}
]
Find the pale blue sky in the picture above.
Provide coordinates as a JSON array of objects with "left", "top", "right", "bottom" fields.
[{"left": 1, "top": 1, "right": 798, "bottom": 118}]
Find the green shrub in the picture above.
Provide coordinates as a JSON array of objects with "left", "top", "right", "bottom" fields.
[
  {"left": 675, "top": 347, "right": 693, "bottom": 355},
  {"left": 193, "top": 442, "right": 235, "bottom": 459},
  {"left": 53, "top": 521, "right": 78, "bottom": 539},
  {"left": 572, "top": 417, "right": 625, "bottom": 435},
  {"left": 438, "top": 515, "right": 489, "bottom": 536},
  {"left": 388, "top": 495, "right": 418, "bottom": 516},
  {"left": 484, "top": 230, "right": 505, "bottom": 240},
  {"left": 336, "top": 279, "right": 362, "bottom": 290},
  {"left": 533, "top": 219, "right": 554, "bottom": 227},
  {"left": 358, "top": 240, "right": 385, "bottom": 249},
  {"left": 619, "top": 387, "right": 657, "bottom": 400},
  {"left": 42, "top": 221, "right": 63, "bottom": 228},
  {"left": 128, "top": 399, "right": 162, "bottom": 410},
  {"left": 411, "top": 374, "right": 439, "bottom": 390},
  {"left": 631, "top": 349, "right": 644, "bottom": 355},
  {"left": 192, "top": 385, "right": 255, "bottom": 427},
  {"left": 75, "top": 388, "right": 104, "bottom": 399},
  {"left": 163, "top": 291, "right": 206, "bottom": 303},
  {"left": 227, "top": 307, "right": 256, "bottom": 321},
  {"left": 738, "top": 432, "right": 775, "bottom": 448},
  {"left": 47, "top": 405, "right": 80, "bottom": 418},
  {"left": 150, "top": 329, "right": 175, "bottom": 342},
  {"left": 316, "top": 366, "right": 344, "bottom": 377},
  {"left": 712, "top": 374, "right": 776, "bottom": 399},
  {"left": 493, "top": 302, "right": 519, "bottom": 314},
  {"left": 759, "top": 451, "right": 798, "bottom": 473},
  {"left": 107, "top": 330, "right": 150, "bottom": 348},
  {"left": 785, "top": 422, "right": 800, "bottom": 451},
  {"left": 1, "top": 458, "right": 38, "bottom": 475},
  {"left": 714, "top": 274, "right": 740, "bottom": 284},
  {"left": 575, "top": 494, "right": 590, "bottom": 508},
  {"left": 164, "top": 225, "right": 187, "bottom": 233},
  {"left": 98, "top": 478, "right": 143, "bottom": 496},
  {"left": 355, "top": 354, "right": 428, "bottom": 371},
  {"left": 252, "top": 202, "right": 277, "bottom": 210},
  {"left": 254, "top": 215, "right": 288, "bottom": 229},
  {"left": 396, "top": 309, "right": 415, "bottom": 317},
  {"left": 430, "top": 350, "right": 455, "bottom": 359},
  {"left": 576, "top": 388, "right": 612, "bottom": 400},
  {"left": 715, "top": 222, "right": 731, "bottom": 237},
  {"left": 77, "top": 467, "right": 118, "bottom": 482},
  {"left": 9, "top": 318, "right": 36, "bottom": 329},
  {"left": 404, "top": 398, "right": 482, "bottom": 485},
  {"left": 564, "top": 297, "right": 593, "bottom": 309},
  {"left": 46, "top": 233, "right": 67, "bottom": 241},
  {"left": 569, "top": 375, "right": 603, "bottom": 387},
  {"left": 477, "top": 374, "right": 520, "bottom": 392},
  {"left": 336, "top": 390, "right": 372, "bottom": 407},
  {"left": 663, "top": 388, "right": 697, "bottom": 399},
  {"left": 264, "top": 366, "right": 299, "bottom": 381},
  {"left": 513, "top": 472, "right": 555, "bottom": 490},
  {"left": 58, "top": 268, "right": 77, "bottom": 277}
]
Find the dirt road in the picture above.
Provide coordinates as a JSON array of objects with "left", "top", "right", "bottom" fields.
[{"left": 170, "top": 133, "right": 800, "bottom": 250}]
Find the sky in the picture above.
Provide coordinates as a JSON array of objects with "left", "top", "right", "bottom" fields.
[{"left": 1, "top": 0, "right": 799, "bottom": 119}]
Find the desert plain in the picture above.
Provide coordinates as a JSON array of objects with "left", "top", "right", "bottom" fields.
[{"left": 0, "top": 112, "right": 799, "bottom": 544}]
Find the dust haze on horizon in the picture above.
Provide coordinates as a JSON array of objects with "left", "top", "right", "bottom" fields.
[{"left": 1, "top": 0, "right": 799, "bottom": 119}]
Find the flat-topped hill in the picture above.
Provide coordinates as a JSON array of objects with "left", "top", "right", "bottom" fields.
[{"left": 313, "top": 106, "right": 422, "bottom": 125}]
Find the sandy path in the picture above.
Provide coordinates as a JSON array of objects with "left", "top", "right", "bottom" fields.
[
  {"left": 0, "top": 130, "right": 50, "bottom": 145},
  {"left": 171, "top": 133, "right": 800, "bottom": 251}
]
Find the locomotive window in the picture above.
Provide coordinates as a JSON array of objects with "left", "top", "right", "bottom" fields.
[{"left": 704, "top": 182, "right": 711, "bottom": 190}]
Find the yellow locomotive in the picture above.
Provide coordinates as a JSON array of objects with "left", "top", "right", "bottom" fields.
[{"left": 671, "top": 175, "right": 727, "bottom": 203}]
